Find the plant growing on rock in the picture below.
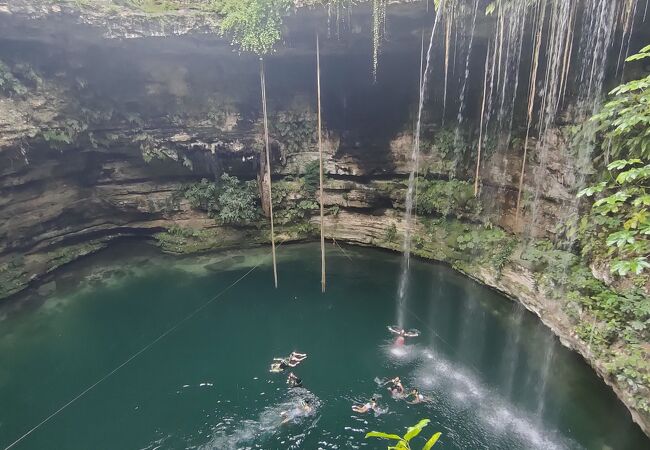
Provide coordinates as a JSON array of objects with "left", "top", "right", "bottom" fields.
[
  {"left": 416, "top": 178, "right": 480, "bottom": 219},
  {"left": 0, "top": 61, "right": 27, "bottom": 96},
  {"left": 303, "top": 160, "right": 322, "bottom": 195},
  {"left": 384, "top": 223, "right": 397, "bottom": 243},
  {"left": 578, "top": 45, "right": 650, "bottom": 279},
  {"left": 217, "top": 173, "right": 260, "bottom": 224},
  {"left": 184, "top": 174, "right": 260, "bottom": 225},
  {"left": 218, "top": 0, "right": 292, "bottom": 55}
]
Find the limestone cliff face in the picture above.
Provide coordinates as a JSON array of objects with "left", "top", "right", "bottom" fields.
[{"left": 0, "top": 0, "right": 648, "bottom": 436}]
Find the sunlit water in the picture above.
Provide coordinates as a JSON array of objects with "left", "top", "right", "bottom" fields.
[{"left": 0, "top": 242, "right": 647, "bottom": 449}]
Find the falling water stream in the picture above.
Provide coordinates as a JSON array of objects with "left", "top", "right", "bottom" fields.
[{"left": 395, "top": 2, "right": 444, "bottom": 329}]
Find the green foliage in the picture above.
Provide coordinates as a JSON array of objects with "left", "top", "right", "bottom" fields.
[
  {"left": 184, "top": 174, "right": 260, "bottom": 225},
  {"left": 591, "top": 50, "right": 650, "bottom": 162},
  {"left": 136, "top": 133, "right": 179, "bottom": 163},
  {"left": 579, "top": 44, "right": 650, "bottom": 280},
  {"left": 455, "top": 226, "right": 517, "bottom": 275},
  {"left": 217, "top": 0, "right": 292, "bottom": 55},
  {"left": 365, "top": 419, "right": 441, "bottom": 450},
  {"left": 416, "top": 178, "right": 481, "bottom": 218},
  {"left": 271, "top": 112, "right": 317, "bottom": 155},
  {"left": 121, "top": 0, "right": 186, "bottom": 13},
  {"left": 272, "top": 180, "right": 319, "bottom": 226},
  {"left": 578, "top": 158, "right": 649, "bottom": 277},
  {"left": 217, "top": 173, "right": 260, "bottom": 224},
  {"left": 185, "top": 178, "right": 220, "bottom": 214},
  {"left": 0, "top": 61, "right": 27, "bottom": 96},
  {"left": 384, "top": 223, "right": 398, "bottom": 243},
  {"left": 41, "top": 119, "right": 88, "bottom": 150},
  {"left": 303, "top": 160, "right": 321, "bottom": 195}
]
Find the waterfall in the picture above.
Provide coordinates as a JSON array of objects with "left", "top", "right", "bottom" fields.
[
  {"left": 452, "top": 0, "right": 479, "bottom": 174},
  {"left": 535, "top": 335, "right": 556, "bottom": 420},
  {"left": 395, "top": 1, "right": 444, "bottom": 328},
  {"left": 500, "top": 304, "right": 525, "bottom": 399}
]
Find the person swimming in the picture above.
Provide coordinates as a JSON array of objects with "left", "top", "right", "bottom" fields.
[
  {"left": 383, "top": 376, "right": 405, "bottom": 398},
  {"left": 287, "top": 372, "right": 302, "bottom": 388},
  {"left": 269, "top": 352, "right": 308, "bottom": 372},
  {"left": 406, "top": 388, "right": 430, "bottom": 404},
  {"left": 280, "top": 398, "right": 312, "bottom": 424},
  {"left": 388, "top": 326, "right": 420, "bottom": 346},
  {"left": 352, "top": 396, "right": 378, "bottom": 414}
]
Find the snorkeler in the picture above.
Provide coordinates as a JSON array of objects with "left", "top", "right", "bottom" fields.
[
  {"left": 269, "top": 352, "right": 308, "bottom": 372},
  {"left": 388, "top": 326, "right": 420, "bottom": 346},
  {"left": 280, "top": 399, "right": 312, "bottom": 424},
  {"left": 287, "top": 372, "right": 303, "bottom": 388},
  {"left": 352, "top": 396, "right": 378, "bottom": 414},
  {"left": 406, "top": 388, "right": 430, "bottom": 404},
  {"left": 383, "top": 376, "right": 405, "bottom": 397}
]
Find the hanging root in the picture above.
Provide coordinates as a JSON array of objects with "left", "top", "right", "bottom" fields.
[
  {"left": 316, "top": 34, "right": 326, "bottom": 293},
  {"left": 475, "top": 40, "right": 490, "bottom": 197},
  {"left": 514, "top": 0, "right": 545, "bottom": 228},
  {"left": 260, "top": 59, "right": 278, "bottom": 288}
]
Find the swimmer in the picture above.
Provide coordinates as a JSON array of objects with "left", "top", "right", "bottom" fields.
[
  {"left": 406, "top": 389, "right": 430, "bottom": 404},
  {"left": 388, "top": 326, "right": 420, "bottom": 346},
  {"left": 383, "top": 376, "right": 405, "bottom": 397},
  {"left": 352, "top": 396, "right": 378, "bottom": 414},
  {"left": 280, "top": 399, "right": 312, "bottom": 424},
  {"left": 289, "top": 352, "right": 307, "bottom": 363},
  {"left": 287, "top": 372, "right": 302, "bottom": 388},
  {"left": 269, "top": 352, "right": 308, "bottom": 372}
]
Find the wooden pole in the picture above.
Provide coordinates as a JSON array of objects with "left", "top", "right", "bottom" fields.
[
  {"left": 260, "top": 58, "right": 278, "bottom": 288},
  {"left": 317, "top": 34, "right": 326, "bottom": 293}
]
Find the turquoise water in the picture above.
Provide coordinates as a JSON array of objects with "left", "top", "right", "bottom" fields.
[{"left": 0, "top": 242, "right": 647, "bottom": 449}]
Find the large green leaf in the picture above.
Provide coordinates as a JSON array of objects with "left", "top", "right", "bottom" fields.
[
  {"left": 422, "top": 432, "right": 442, "bottom": 450},
  {"left": 403, "top": 419, "right": 430, "bottom": 442},
  {"left": 388, "top": 442, "right": 409, "bottom": 450},
  {"left": 365, "top": 431, "right": 402, "bottom": 441}
]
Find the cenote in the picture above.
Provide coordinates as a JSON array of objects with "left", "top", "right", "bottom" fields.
[
  {"left": 0, "top": 243, "right": 647, "bottom": 449},
  {"left": 1, "top": 0, "right": 649, "bottom": 448}
]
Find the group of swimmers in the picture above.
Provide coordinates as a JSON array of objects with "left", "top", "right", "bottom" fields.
[
  {"left": 351, "top": 326, "right": 428, "bottom": 414},
  {"left": 269, "top": 351, "right": 312, "bottom": 424},
  {"left": 268, "top": 326, "right": 426, "bottom": 422}
]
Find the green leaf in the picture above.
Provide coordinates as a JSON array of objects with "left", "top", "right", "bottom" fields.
[
  {"left": 606, "top": 230, "right": 637, "bottom": 247},
  {"left": 423, "top": 432, "right": 442, "bottom": 450},
  {"left": 388, "top": 443, "right": 409, "bottom": 450},
  {"left": 365, "top": 432, "right": 402, "bottom": 441},
  {"left": 607, "top": 159, "right": 642, "bottom": 171},
  {"left": 403, "top": 419, "right": 430, "bottom": 442},
  {"left": 578, "top": 182, "right": 607, "bottom": 198}
]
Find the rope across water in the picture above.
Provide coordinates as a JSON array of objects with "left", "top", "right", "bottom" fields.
[{"left": 4, "top": 243, "right": 284, "bottom": 450}]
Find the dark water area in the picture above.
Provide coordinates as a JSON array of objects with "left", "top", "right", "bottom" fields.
[{"left": 0, "top": 243, "right": 647, "bottom": 449}]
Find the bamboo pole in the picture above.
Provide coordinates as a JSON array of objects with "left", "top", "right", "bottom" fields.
[
  {"left": 317, "top": 34, "right": 326, "bottom": 293},
  {"left": 474, "top": 41, "right": 490, "bottom": 197},
  {"left": 260, "top": 58, "right": 278, "bottom": 288}
]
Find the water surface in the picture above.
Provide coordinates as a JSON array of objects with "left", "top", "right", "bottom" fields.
[{"left": 0, "top": 242, "right": 647, "bottom": 449}]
